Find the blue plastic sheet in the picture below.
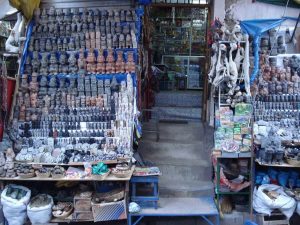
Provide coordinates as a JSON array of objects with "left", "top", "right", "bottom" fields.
[{"left": 240, "top": 17, "right": 298, "bottom": 84}]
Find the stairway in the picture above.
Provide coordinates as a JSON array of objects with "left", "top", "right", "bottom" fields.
[
  {"left": 153, "top": 91, "right": 203, "bottom": 122},
  {"left": 139, "top": 121, "right": 214, "bottom": 197}
]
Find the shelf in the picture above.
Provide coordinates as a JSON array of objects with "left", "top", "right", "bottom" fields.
[
  {"left": 215, "top": 191, "right": 250, "bottom": 195},
  {"left": 255, "top": 159, "right": 300, "bottom": 168},
  {"left": 214, "top": 151, "right": 252, "bottom": 158},
  {"left": 0, "top": 167, "right": 135, "bottom": 181},
  {"left": 15, "top": 160, "right": 118, "bottom": 166},
  {"left": 50, "top": 218, "right": 92, "bottom": 223}
]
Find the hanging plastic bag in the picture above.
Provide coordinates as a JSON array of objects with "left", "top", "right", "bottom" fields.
[
  {"left": 253, "top": 184, "right": 296, "bottom": 218},
  {"left": 1, "top": 184, "right": 31, "bottom": 225}
]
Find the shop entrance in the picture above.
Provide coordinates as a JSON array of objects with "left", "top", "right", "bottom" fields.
[
  {"left": 139, "top": 1, "right": 214, "bottom": 201},
  {"left": 145, "top": 3, "right": 209, "bottom": 122}
]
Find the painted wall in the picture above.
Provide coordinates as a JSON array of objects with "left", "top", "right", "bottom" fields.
[
  {"left": 213, "top": 0, "right": 299, "bottom": 24},
  {"left": 226, "top": 0, "right": 299, "bottom": 22}
]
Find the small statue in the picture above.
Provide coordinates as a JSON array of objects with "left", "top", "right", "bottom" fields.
[
  {"left": 68, "top": 52, "right": 78, "bottom": 74},
  {"left": 96, "top": 49, "right": 105, "bottom": 74},
  {"left": 126, "top": 51, "right": 135, "bottom": 73},
  {"left": 115, "top": 51, "right": 125, "bottom": 73},
  {"left": 78, "top": 49, "right": 86, "bottom": 71},
  {"left": 20, "top": 74, "right": 28, "bottom": 91},
  {"left": 288, "top": 55, "right": 300, "bottom": 75},
  {"left": 86, "top": 48, "right": 96, "bottom": 74},
  {"left": 40, "top": 8, "right": 48, "bottom": 25},
  {"left": 56, "top": 8, "right": 64, "bottom": 24},
  {"left": 49, "top": 52, "right": 58, "bottom": 74},
  {"left": 4, "top": 148, "right": 16, "bottom": 178},
  {"left": 29, "top": 72, "right": 39, "bottom": 92},
  {"left": 30, "top": 92, "right": 38, "bottom": 108},
  {"left": 68, "top": 38, "right": 75, "bottom": 51}
]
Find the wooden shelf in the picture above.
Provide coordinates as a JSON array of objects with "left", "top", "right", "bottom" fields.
[
  {"left": 0, "top": 166, "right": 135, "bottom": 181},
  {"left": 15, "top": 160, "right": 118, "bottom": 166},
  {"left": 255, "top": 159, "right": 300, "bottom": 168}
]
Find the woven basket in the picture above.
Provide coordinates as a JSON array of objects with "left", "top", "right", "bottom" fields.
[
  {"left": 111, "top": 169, "right": 131, "bottom": 178},
  {"left": 91, "top": 170, "right": 110, "bottom": 180},
  {"left": 93, "top": 188, "right": 124, "bottom": 203},
  {"left": 36, "top": 171, "right": 51, "bottom": 178},
  {"left": 52, "top": 204, "right": 73, "bottom": 219},
  {"left": 18, "top": 172, "right": 35, "bottom": 179},
  {"left": 51, "top": 173, "right": 65, "bottom": 179},
  {"left": 286, "top": 157, "right": 300, "bottom": 166}
]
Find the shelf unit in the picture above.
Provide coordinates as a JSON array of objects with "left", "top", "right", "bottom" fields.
[{"left": 150, "top": 6, "right": 208, "bottom": 89}]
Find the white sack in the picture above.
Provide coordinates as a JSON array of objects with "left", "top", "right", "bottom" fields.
[
  {"left": 27, "top": 195, "right": 54, "bottom": 224},
  {"left": 297, "top": 201, "right": 300, "bottom": 216},
  {"left": 253, "top": 184, "right": 296, "bottom": 218},
  {"left": 1, "top": 185, "right": 31, "bottom": 225}
]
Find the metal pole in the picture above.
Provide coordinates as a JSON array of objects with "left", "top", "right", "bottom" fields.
[{"left": 290, "top": 12, "right": 300, "bottom": 43}]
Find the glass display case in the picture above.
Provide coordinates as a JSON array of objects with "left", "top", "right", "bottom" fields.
[
  {"left": 151, "top": 6, "right": 208, "bottom": 89},
  {"left": 162, "top": 55, "right": 205, "bottom": 89}
]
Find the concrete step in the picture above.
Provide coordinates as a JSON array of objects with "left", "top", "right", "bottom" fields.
[
  {"left": 156, "top": 163, "right": 211, "bottom": 182},
  {"left": 155, "top": 90, "right": 203, "bottom": 107},
  {"left": 139, "top": 141, "right": 213, "bottom": 163},
  {"left": 141, "top": 122, "right": 214, "bottom": 144},
  {"left": 159, "top": 179, "right": 213, "bottom": 197},
  {"left": 152, "top": 106, "right": 202, "bottom": 121}
]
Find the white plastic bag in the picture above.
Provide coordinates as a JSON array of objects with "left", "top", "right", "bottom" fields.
[
  {"left": 1, "top": 184, "right": 31, "bottom": 225},
  {"left": 27, "top": 194, "right": 54, "bottom": 224},
  {"left": 253, "top": 184, "right": 296, "bottom": 218},
  {"left": 297, "top": 201, "right": 300, "bottom": 216}
]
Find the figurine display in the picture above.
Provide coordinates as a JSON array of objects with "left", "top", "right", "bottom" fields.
[
  {"left": 208, "top": 20, "right": 251, "bottom": 108},
  {"left": 10, "top": 6, "right": 139, "bottom": 165}
]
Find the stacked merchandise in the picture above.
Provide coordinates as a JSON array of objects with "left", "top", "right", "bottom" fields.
[
  {"left": 208, "top": 19, "right": 252, "bottom": 154},
  {"left": 251, "top": 26, "right": 300, "bottom": 220},
  {"left": 253, "top": 54, "right": 300, "bottom": 166},
  {"left": 209, "top": 19, "right": 254, "bottom": 215},
  {"left": 0, "top": 5, "right": 141, "bottom": 224},
  {"left": 7, "top": 6, "right": 141, "bottom": 165}
]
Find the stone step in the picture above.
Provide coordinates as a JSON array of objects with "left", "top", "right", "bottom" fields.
[
  {"left": 152, "top": 106, "right": 202, "bottom": 121},
  {"left": 142, "top": 122, "right": 214, "bottom": 144},
  {"left": 159, "top": 179, "right": 214, "bottom": 198},
  {"left": 156, "top": 163, "right": 211, "bottom": 182},
  {"left": 155, "top": 91, "right": 203, "bottom": 107},
  {"left": 139, "top": 141, "right": 213, "bottom": 163}
]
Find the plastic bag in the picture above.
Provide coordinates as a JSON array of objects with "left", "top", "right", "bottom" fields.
[
  {"left": 253, "top": 184, "right": 296, "bottom": 218},
  {"left": 297, "top": 201, "right": 300, "bottom": 216},
  {"left": 1, "top": 184, "right": 31, "bottom": 225},
  {"left": 27, "top": 194, "right": 53, "bottom": 224}
]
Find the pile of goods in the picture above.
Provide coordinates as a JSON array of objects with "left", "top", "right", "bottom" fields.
[
  {"left": 111, "top": 162, "right": 131, "bottom": 178},
  {"left": 214, "top": 103, "right": 252, "bottom": 153},
  {"left": 52, "top": 202, "right": 74, "bottom": 219},
  {"left": 254, "top": 168, "right": 300, "bottom": 218},
  {"left": 208, "top": 19, "right": 251, "bottom": 106},
  {"left": 7, "top": 6, "right": 140, "bottom": 165},
  {"left": 253, "top": 54, "right": 300, "bottom": 165},
  {"left": 0, "top": 183, "right": 127, "bottom": 223}
]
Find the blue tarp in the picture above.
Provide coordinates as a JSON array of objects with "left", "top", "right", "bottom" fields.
[{"left": 240, "top": 17, "right": 298, "bottom": 84}]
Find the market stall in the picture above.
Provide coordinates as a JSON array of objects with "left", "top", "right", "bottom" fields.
[{"left": 0, "top": 0, "right": 143, "bottom": 223}]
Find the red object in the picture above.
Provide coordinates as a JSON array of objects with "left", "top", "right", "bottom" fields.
[{"left": 1, "top": 76, "right": 16, "bottom": 114}]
